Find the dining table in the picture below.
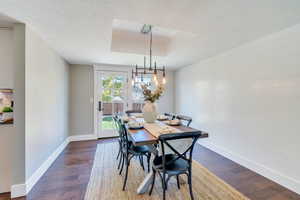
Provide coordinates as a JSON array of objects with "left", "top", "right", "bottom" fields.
[{"left": 126, "top": 117, "right": 209, "bottom": 194}]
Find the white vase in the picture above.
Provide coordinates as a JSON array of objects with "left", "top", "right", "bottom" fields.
[{"left": 142, "top": 101, "right": 157, "bottom": 123}]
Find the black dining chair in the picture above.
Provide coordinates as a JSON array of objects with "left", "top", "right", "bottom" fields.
[
  {"left": 113, "top": 115, "right": 125, "bottom": 170},
  {"left": 116, "top": 119, "right": 153, "bottom": 191},
  {"left": 149, "top": 131, "right": 201, "bottom": 200},
  {"left": 114, "top": 115, "right": 152, "bottom": 174},
  {"left": 176, "top": 115, "right": 192, "bottom": 127},
  {"left": 164, "top": 113, "right": 176, "bottom": 120}
]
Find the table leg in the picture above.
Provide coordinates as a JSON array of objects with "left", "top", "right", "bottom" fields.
[
  {"left": 137, "top": 145, "right": 157, "bottom": 194},
  {"left": 137, "top": 171, "right": 154, "bottom": 194},
  {"left": 178, "top": 175, "right": 186, "bottom": 184}
]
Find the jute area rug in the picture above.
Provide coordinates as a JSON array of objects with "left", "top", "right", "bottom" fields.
[{"left": 84, "top": 142, "right": 250, "bottom": 200}]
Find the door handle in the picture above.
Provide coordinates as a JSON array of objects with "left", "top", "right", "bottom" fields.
[{"left": 98, "top": 101, "right": 102, "bottom": 111}]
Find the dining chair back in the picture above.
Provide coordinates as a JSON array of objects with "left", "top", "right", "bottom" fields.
[
  {"left": 125, "top": 110, "right": 142, "bottom": 117},
  {"left": 159, "top": 132, "right": 200, "bottom": 167},
  {"left": 113, "top": 116, "right": 123, "bottom": 167},
  {"left": 149, "top": 131, "right": 201, "bottom": 200},
  {"left": 115, "top": 118, "right": 130, "bottom": 151},
  {"left": 113, "top": 115, "right": 121, "bottom": 134},
  {"left": 164, "top": 113, "right": 176, "bottom": 120},
  {"left": 176, "top": 115, "right": 192, "bottom": 127}
]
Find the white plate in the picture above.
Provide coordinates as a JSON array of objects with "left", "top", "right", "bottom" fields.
[
  {"left": 157, "top": 115, "right": 168, "bottom": 120},
  {"left": 166, "top": 120, "right": 181, "bottom": 126}
]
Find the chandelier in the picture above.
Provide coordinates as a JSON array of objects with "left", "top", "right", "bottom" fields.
[{"left": 132, "top": 24, "right": 166, "bottom": 86}]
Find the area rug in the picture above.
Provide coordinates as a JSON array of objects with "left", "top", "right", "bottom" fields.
[{"left": 84, "top": 142, "right": 250, "bottom": 200}]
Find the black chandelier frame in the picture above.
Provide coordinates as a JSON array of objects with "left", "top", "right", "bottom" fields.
[{"left": 132, "top": 25, "right": 166, "bottom": 83}]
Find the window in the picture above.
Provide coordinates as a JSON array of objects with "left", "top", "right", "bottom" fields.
[{"left": 132, "top": 76, "right": 153, "bottom": 110}]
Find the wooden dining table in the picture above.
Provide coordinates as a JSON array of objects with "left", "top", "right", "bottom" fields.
[{"left": 126, "top": 119, "right": 209, "bottom": 194}]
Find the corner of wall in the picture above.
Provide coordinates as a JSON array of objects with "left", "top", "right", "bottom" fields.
[
  {"left": 10, "top": 134, "right": 97, "bottom": 198},
  {"left": 11, "top": 22, "right": 26, "bottom": 188}
]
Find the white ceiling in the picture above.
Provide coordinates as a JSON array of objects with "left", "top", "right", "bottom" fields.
[{"left": 1, "top": 0, "right": 300, "bottom": 69}]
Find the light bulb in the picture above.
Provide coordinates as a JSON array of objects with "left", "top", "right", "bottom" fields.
[
  {"left": 153, "top": 74, "right": 157, "bottom": 82},
  {"left": 163, "top": 77, "right": 166, "bottom": 84}
]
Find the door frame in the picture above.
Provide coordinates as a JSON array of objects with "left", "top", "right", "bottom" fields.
[{"left": 93, "top": 64, "right": 133, "bottom": 139}]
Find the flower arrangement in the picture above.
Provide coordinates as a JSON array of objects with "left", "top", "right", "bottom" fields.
[{"left": 141, "top": 84, "right": 164, "bottom": 103}]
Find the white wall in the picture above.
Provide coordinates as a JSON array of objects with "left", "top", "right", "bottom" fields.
[
  {"left": 156, "top": 71, "right": 174, "bottom": 114},
  {"left": 0, "top": 24, "right": 26, "bottom": 193},
  {"left": 25, "top": 27, "right": 69, "bottom": 180},
  {"left": 0, "top": 28, "right": 13, "bottom": 193},
  {"left": 12, "top": 23, "right": 26, "bottom": 191},
  {"left": 69, "top": 65, "right": 94, "bottom": 136},
  {"left": 0, "top": 28, "right": 13, "bottom": 87},
  {"left": 175, "top": 24, "right": 300, "bottom": 194}
]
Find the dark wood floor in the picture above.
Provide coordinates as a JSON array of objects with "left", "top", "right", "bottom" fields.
[
  {"left": 1, "top": 138, "right": 299, "bottom": 200},
  {"left": 0, "top": 193, "right": 10, "bottom": 200}
]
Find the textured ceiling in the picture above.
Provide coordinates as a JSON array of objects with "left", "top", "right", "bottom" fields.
[{"left": 1, "top": 0, "right": 300, "bottom": 69}]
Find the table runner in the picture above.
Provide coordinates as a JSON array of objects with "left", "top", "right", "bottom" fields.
[{"left": 144, "top": 121, "right": 182, "bottom": 138}]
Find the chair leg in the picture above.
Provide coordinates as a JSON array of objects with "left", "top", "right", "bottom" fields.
[
  {"left": 149, "top": 169, "right": 156, "bottom": 196},
  {"left": 141, "top": 156, "right": 145, "bottom": 170},
  {"left": 188, "top": 170, "right": 194, "bottom": 200},
  {"left": 119, "top": 153, "right": 125, "bottom": 175},
  {"left": 165, "top": 175, "right": 171, "bottom": 191},
  {"left": 116, "top": 148, "right": 120, "bottom": 160},
  {"left": 117, "top": 151, "right": 123, "bottom": 169},
  {"left": 116, "top": 141, "right": 121, "bottom": 160},
  {"left": 147, "top": 153, "right": 151, "bottom": 173},
  {"left": 122, "top": 157, "right": 129, "bottom": 191},
  {"left": 128, "top": 154, "right": 134, "bottom": 166},
  {"left": 176, "top": 175, "right": 180, "bottom": 189},
  {"left": 139, "top": 155, "right": 145, "bottom": 171},
  {"left": 162, "top": 172, "right": 166, "bottom": 200}
]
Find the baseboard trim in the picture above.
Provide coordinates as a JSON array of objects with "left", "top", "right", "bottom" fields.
[
  {"left": 11, "top": 184, "right": 26, "bottom": 198},
  {"left": 68, "top": 134, "right": 97, "bottom": 142},
  {"left": 198, "top": 140, "right": 300, "bottom": 195},
  {"left": 11, "top": 134, "right": 97, "bottom": 198},
  {"left": 25, "top": 138, "right": 69, "bottom": 194}
]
